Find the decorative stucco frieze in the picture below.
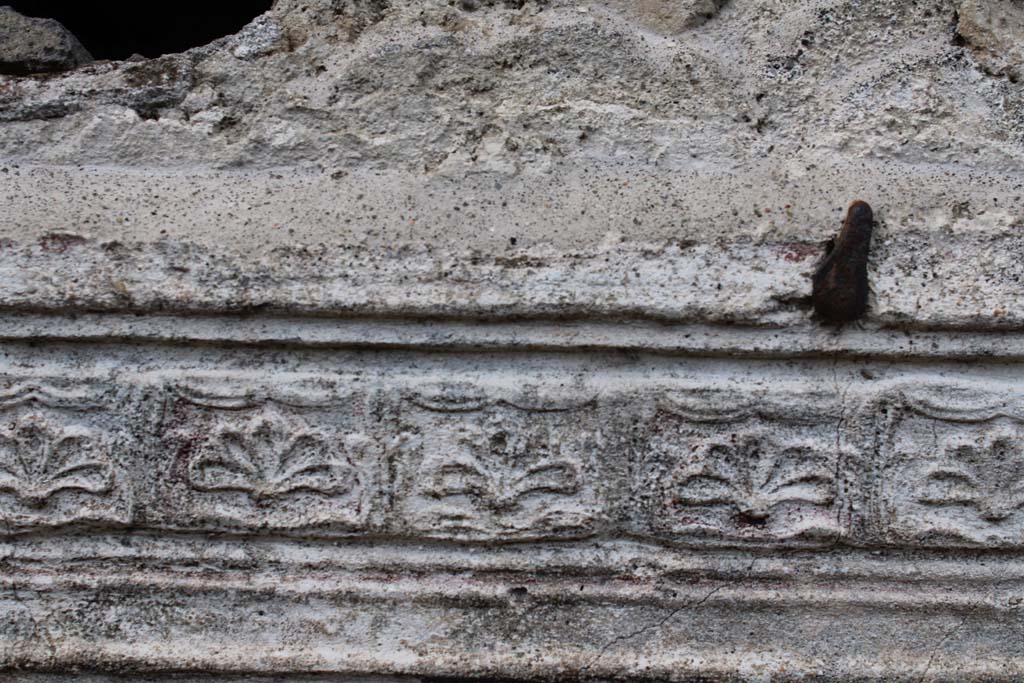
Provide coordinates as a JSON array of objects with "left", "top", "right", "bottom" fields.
[
  {"left": 12, "top": 372, "right": 1024, "bottom": 549},
  {"left": 5, "top": 0, "right": 1024, "bottom": 677},
  {"left": 1, "top": 346, "right": 1023, "bottom": 680}
]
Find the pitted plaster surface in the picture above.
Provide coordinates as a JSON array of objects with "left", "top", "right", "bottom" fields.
[{"left": 2, "top": 1, "right": 1024, "bottom": 681}]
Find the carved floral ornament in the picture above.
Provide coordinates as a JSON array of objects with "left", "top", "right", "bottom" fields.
[
  {"left": 666, "top": 432, "right": 836, "bottom": 523},
  {"left": 188, "top": 410, "right": 364, "bottom": 501},
  {"left": 0, "top": 413, "right": 114, "bottom": 507},
  {"left": 418, "top": 426, "right": 584, "bottom": 512},
  {"left": 915, "top": 428, "right": 1024, "bottom": 523}
]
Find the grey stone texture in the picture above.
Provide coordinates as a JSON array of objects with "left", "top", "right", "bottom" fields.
[
  {"left": 0, "top": 6, "right": 92, "bottom": 76},
  {"left": 3, "top": 1, "right": 1024, "bottom": 681}
]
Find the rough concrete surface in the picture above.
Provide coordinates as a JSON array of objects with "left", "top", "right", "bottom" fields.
[{"left": 2, "top": 0, "right": 1024, "bottom": 681}]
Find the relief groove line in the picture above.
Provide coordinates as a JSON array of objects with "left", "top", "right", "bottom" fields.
[
  {"left": 6, "top": 535, "right": 1024, "bottom": 581},
  {"left": 0, "top": 570, "right": 1014, "bottom": 612},
  {"left": 4, "top": 311, "right": 1024, "bottom": 359}
]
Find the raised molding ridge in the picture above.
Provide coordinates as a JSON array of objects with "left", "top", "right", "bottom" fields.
[
  {"left": 7, "top": 312, "right": 1024, "bottom": 360},
  {"left": 2, "top": 225, "right": 1024, "bottom": 330}
]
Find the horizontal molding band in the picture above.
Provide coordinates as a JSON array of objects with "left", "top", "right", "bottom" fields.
[
  {"left": 4, "top": 534, "right": 1024, "bottom": 586},
  {"left": 1, "top": 567, "right": 1016, "bottom": 613},
  {"left": 3, "top": 311, "right": 1024, "bottom": 359},
  {"left": 3, "top": 162, "right": 1024, "bottom": 332},
  {"left": 6, "top": 643, "right": 1018, "bottom": 683},
  {"left": 1, "top": 576, "right": 1021, "bottom": 680}
]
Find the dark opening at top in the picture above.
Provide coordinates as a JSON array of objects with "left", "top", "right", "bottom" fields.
[{"left": 7, "top": 0, "right": 274, "bottom": 60}]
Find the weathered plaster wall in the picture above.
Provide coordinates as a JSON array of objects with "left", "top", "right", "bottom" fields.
[
  {"left": 2, "top": 0, "right": 1024, "bottom": 327},
  {"left": 2, "top": 1, "right": 1024, "bottom": 681}
]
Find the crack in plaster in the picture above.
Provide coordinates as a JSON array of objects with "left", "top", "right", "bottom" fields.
[
  {"left": 577, "top": 558, "right": 759, "bottom": 677},
  {"left": 831, "top": 353, "right": 854, "bottom": 543},
  {"left": 916, "top": 612, "right": 972, "bottom": 683}
]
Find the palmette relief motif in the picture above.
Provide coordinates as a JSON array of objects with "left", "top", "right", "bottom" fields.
[
  {"left": 636, "top": 396, "right": 854, "bottom": 546},
  {"left": 880, "top": 389, "right": 1024, "bottom": 546},
  {"left": 420, "top": 427, "right": 582, "bottom": 510},
  {"left": 188, "top": 411, "right": 359, "bottom": 501},
  {"left": 160, "top": 398, "right": 376, "bottom": 533},
  {"left": 669, "top": 434, "right": 836, "bottom": 526},
  {"left": 0, "top": 413, "right": 113, "bottom": 506},
  {"left": 0, "top": 404, "right": 132, "bottom": 533},
  {"left": 396, "top": 397, "right": 602, "bottom": 541},
  {"left": 916, "top": 430, "right": 1024, "bottom": 523}
]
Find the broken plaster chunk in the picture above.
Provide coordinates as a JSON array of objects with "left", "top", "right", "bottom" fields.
[
  {"left": 603, "top": 0, "right": 731, "bottom": 35},
  {"left": 230, "top": 15, "right": 286, "bottom": 60},
  {"left": 957, "top": 0, "right": 1024, "bottom": 80},
  {"left": 0, "top": 5, "right": 93, "bottom": 76},
  {"left": 181, "top": 84, "right": 220, "bottom": 115}
]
